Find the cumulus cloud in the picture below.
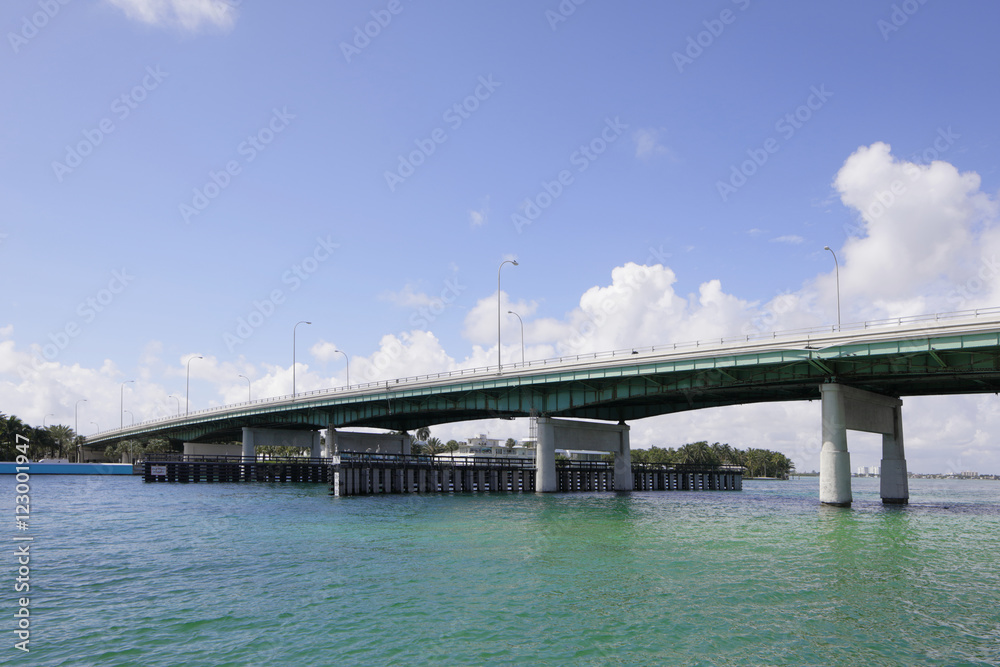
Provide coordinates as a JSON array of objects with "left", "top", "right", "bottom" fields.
[{"left": 104, "top": 0, "right": 238, "bottom": 32}]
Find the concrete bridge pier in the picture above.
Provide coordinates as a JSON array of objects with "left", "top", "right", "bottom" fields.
[
  {"left": 535, "top": 417, "right": 631, "bottom": 492},
  {"left": 819, "top": 383, "right": 907, "bottom": 506},
  {"left": 880, "top": 407, "right": 909, "bottom": 504}
]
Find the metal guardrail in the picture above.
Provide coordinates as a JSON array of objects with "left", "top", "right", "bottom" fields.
[{"left": 92, "top": 306, "right": 1000, "bottom": 439}]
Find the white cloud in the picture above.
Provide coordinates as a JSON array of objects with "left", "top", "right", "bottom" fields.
[
  {"left": 770, "top": 235, "right": 804, "bottom": 245},
  {"left": 633, "top": 128, "right": 670, "bottom": 159},
  {"left": 379, "top": 284, "right": 434, "bottom": 308},
  {"left": 310, "top": 340, "right": 344, "bottom": 364},
  {"left": 104, "top": 0, "right": 238, "bottom": 32}
]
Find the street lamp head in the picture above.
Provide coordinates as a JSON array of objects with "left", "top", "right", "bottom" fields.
[
  {"left": 824, "top": 246, "right": 831, "bottom": 251},
  {"left": 511, "top": 260, "right": 518, "bottom": 266}
]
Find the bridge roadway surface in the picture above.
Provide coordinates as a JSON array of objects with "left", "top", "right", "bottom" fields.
[{"left": 88, "top": 310, "right": 1000, "bottom": 446}]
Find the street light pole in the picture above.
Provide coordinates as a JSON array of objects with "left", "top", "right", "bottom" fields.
[
  {"left": 824, "top": 246, "right": 842, "bottom": 331},
  {"left": 293, "top": 321, "right": 312, "bottom": 397},
  {"left": 124, "top": 409, "right": 134, "bottom": 426},
  {"left": 168, "top": 395, "right": 180, "bottom": 416},
  {"left": 508, "top": 310, "right": 524, "bottom": 365},
  {"left": 497, "top": 260, "right": 518, "bottom": 373},
  {"left": 334, "top": 350, "right": 349, "bottom": 387},
  {"left": 43, "top": 413, "right": 54, "bottom": 428},
  {"left": 238, "top": 374, "right": 251, "bottom": 402},
  {"left": 120, "top": 380, "right": 134, "bottom": 429},
  {"left": 186, "top": 356, "right": 203, "bottom": 415}
]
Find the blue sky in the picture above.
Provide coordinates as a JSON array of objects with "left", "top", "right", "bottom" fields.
[{"left": 3, "top": 0, "right": 1000, "bottom": 474}]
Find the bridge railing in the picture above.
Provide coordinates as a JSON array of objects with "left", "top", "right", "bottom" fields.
[{"left": 92, "top": 306, "right": 1000, "bottom": 438}]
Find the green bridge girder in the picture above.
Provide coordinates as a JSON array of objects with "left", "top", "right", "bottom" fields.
[{"left": 87, "top": 324, "right": 1000, "bottom": 446}]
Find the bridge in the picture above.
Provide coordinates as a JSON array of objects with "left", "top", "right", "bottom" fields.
[{"left": 88, "top": 308, "right": 1000, "bottom": 505}]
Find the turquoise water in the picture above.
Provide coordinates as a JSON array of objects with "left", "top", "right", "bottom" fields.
[{"left": 4, "top": 476, "right": 999, "bottom": 666}]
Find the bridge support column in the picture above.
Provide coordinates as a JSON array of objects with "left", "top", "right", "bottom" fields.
[
  {"left": 880, "top": 407, "right": 909, "bottom": 504},
  {"left": 819, "top": 384, "right": 852, "bottom": 506},
  {"left": 613, "top": 422, "right": 633, "bottom": 491},
  {"left": 536, "top": 417, "right": 557, "bottom": 493},
  {"left": 819, "top": 383, "right": 906, "bottom": 506}
]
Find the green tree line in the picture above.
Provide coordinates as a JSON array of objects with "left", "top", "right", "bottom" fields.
[{"left": 628, "top": 441, "right": 795, "bottom": 478}]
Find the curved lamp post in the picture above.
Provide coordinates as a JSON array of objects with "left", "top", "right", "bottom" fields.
[
  {"left": 293, "top": 321, "right": 311, "bottom": 397},
  {"left": 497, "top": 260, "right": 518, "bottom": 373},
  {"left": 186, "top": 356, "right": 203, "bottom": 415},
  {"left": 334, "top": 350, "right": 349, "bottom": 388},
  {"left": 168, "top": 395, "right": 180, "bottom": 417},
  {"left": 120, "top": 380, "right": 134, "bottom": 429},
  {"left": 824, "top": 246, "right": 841, "bottom": 331},
  {"left": 508, "top": 310, "right": 524, "bottom": 365}
]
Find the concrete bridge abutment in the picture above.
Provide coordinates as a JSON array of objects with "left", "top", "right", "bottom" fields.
[
  {"left": 536, "top": 417, "right": 631, "bottom": 492},
  {"left": 819, "top": 383, "right": 908, "bottom": 507}
]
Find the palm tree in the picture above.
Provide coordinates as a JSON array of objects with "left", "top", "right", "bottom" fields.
[
  {"left": 445, "top": 440, "right": 461, "bottom": 453},
  {"left": 415, "top": 426, "right": 431, "bottom": 443},
  {"left": 424, "top": 437, "right": 445, "bottom": 456},
  {"left": 47, "top": 425, "right": 76, "bottom": 459},
  {"left": 505, "top": 437, "right": 517, "bottom": 449}
]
